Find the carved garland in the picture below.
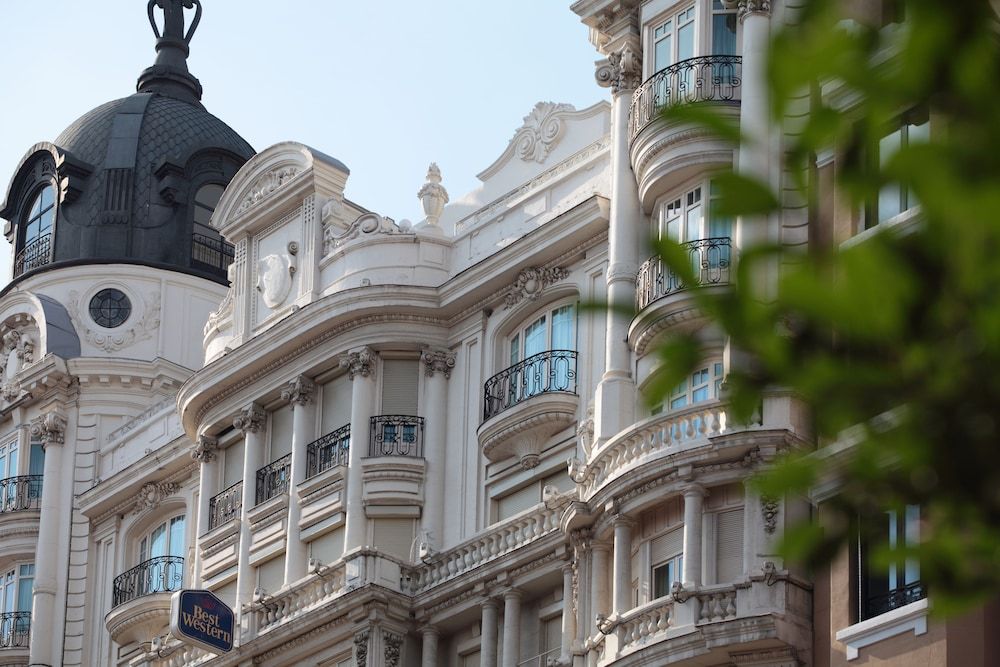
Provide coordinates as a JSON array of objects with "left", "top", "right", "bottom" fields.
[
  {"left": 133, "top": 481, "right": 180, "bottom": 515},
  {"left": 761, "top": 495, "right": 780, "bottom": 534},
  {"left": 502, "top": 267, "right": 570, "bottom": 309},
  {"left": 383, "top": 631, "right": 402, "bottom": 667},
  {"left": 354, "top": 630, "right": 369, "bottom": 665}
]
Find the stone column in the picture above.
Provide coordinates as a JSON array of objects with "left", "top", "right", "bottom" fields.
[
  {"left": 502, "top": 589, "right": 522, "bottom": 667},
  {"left": 420, "top": 348, "right": 455, "bottom": 551},
  {"left": 28, "top": 411, "right": 67, "bottom": 667},
  {"left": 191, "top": 434, "right": 219, "bottom": 587},
  {"left": 234, "top": 403, "right": 266, "bottom": 631},
  {"left": 421, "top": 626, "right": 439, "bottom": 667},
  {"left": 481, "top": 598, "right": 500, "bottom": 667},
  {"left": 612, "top": 515, "right": 635, "bottom": 615},
  {"left": 682, "top": 485, "right": 707, "bottom": 586},
  {"left": 561, "top": 560, "right": 577, "bottom": 662},
  {"left": 590, "top": 543, "right": 611, "bottom": 631},
  {"left": 340, "top": 347, "right": 377, "bottom": 553},
  {"left": 281, "top": 376, "right": 316, "bottom": 585},
  {"left": 593, "top": 43, "right": 643, "bottom": 445}
]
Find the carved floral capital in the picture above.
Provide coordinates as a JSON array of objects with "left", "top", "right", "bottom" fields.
[
  {"left": 721, "top": 0, "right": 771, "bottom": 21},
  {"left": 280, "top": 376, "right": 316, "bottom": 406},
  {"left": 233, "top": 403, "right": 266, "bottom": 434},
  {"left": 191, "top": 435, "right": 218, "bottom": 463},
  {"left": 31, "top": 412, "right": 67, "bottom": 448},
  {"left": 596, "top": 44, "right": 642, "bottom": 94},
  {"left": 339, "top": 347, "right": 376, "bottom": 380},
  {"left": 421, "top": 348, "right": 456, "bottom": 379}
]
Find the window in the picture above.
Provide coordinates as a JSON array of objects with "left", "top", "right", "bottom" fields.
[
  {"left": 651, "top": 527, "right": 684, "bottom": 598},
  {"left": 0, "top": 564, "right": 33, "bottom": 614},
  {"left": 192, "top": 183, "right": 225, "bottom": 233},
  {"left": 0, "top": 441, "right": 17, "bottom": 480},
  {"left": 667, "top": 361, "right": 724, "bottom": 411},
  {"left": 88, "top": 288, "right": 132, "bottom": 328},
  {"left": 653, "top": 6, "right": 696, "bottom": 73},
  {"left": 21, "top": 186, "right": 54, "bottom": 250},
  {"left": 858, "top": 505, "right": 924, "bottom": 621},
  {"left": 654, "top": 182, "right": 732, "bottom": 244},
  {"left": 650, "top": 1, "right": 737, "bottom": 74},
  {"left": 494, "top": 469, "right": 574, "bottom": 523},
  {"left": 139, "top": 515, "right": 185, "bottom": 563},
  {"left": 711, "top": 0, "right": 738, "bottom": 55},
  {"left": 508, "top": 303, "right": 576, "bottom": 396},
  {"left": 868, "top": 114, "right": 929, "bottom": 228},
  {"left": 131, "top": 515, "right": 185, "bottom": 600}
]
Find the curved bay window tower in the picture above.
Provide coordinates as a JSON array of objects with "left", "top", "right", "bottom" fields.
[{"left": 0, "top": 2, "right": 253, "bottom": 665}]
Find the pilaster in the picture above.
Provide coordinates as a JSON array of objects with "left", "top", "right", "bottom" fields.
[{"left": 281, "top": 375, "right": 317, "bottom": 585}]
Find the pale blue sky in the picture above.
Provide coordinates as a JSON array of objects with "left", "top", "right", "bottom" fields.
[{"left": 0, "top": 1, "right": 604, "bottom": 281}]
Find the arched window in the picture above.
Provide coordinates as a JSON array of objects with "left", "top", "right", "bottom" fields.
[
  {"left": 190, "top": 183, "right": 233, "bottom": 275},
  {"left": 15, "top": 185, "right": 55, "bottom": 276},
  {"left": 192, "top": 183, "right": 224, "bottom": 233},
  {"left": 139, "top": 514, "right": 185, "bottom": 562},
  {"left": 112, "top": 514, "right": 185, "bottom": 606}
]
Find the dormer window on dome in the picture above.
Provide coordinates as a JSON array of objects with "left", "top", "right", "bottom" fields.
[{"left": 14, "top": 185, "right": 55, "bottom": 277}]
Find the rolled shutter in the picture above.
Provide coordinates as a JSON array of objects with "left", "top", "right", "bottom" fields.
[{"left": 715, "top": 508, "right": 744, "bottom": 583}]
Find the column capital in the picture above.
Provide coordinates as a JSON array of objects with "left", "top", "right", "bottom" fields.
[
  {"left": 191, "top": 434, "right": 218, "bottom": 462},
  {"left": 721, "top": 0, "right": 771, "bottom": 22},
  {"left": 595, "top": 43, "right": 642, "bottom": 95},
  {"left": 682, "top": 483, "right": 707, "bottom": 499},
  {"left": 502, "top": 587, "right": 523, "bottom": 601},
  {"left": 339, "top": 346, "right": 376, "bottom": 380},
  {"left": 612, "top": 513, "right": 637, "bottom": 529},
  {"left": 481, "top": 596, "right": 501, "bottom": 611},
  {"left": 233, "top": 402, "right": 265, "bottom": 433},
  {"left": 591, "top": 540, "right": 612, "bottom": 555},
  {"left": 280, "top": 375, "right": 316, "bottom": 406},
  {"left": 420, "top": 624, "right": 439, "bottom": 638},
  {"left": 421, "top": 348, "right": 456, "bottom": 379},
  {"left": 30, "top": 411, "right": 67, "bottom": 448}
]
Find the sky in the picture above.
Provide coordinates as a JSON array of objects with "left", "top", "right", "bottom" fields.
[{"left": 0, "top": 0, "right": 605, "bottom": 282}]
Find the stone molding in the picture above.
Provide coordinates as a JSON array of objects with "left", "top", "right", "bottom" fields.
[
  {"left": 420, "top": 348, "right": 455, "bottom": 379},
  {"left": 280, "top": 375, "right": 316, "bottom": 406},
  {"left": 233, "top": 402, "right": 266, "bottom": 433},
  {"left": 339, "top": 347, "right": 376, "bottom": 380}
]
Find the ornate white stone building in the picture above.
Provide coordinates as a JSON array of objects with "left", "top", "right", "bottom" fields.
[{"left": 0, "top": 1, "right": 997, "bottom": 666}]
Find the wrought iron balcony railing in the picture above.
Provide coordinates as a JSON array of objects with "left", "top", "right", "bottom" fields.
[
  {"left": 0, "top": 612, "right": 30, "bottom": 648},
  {"left": 306, "top": 424, "right": 350, "bottom": 479},
  {"left": 864, "top": 580, "right": 926, "bottom": 620},
  {"left": 636, "top": 238, "right": 733, "bottom": 311},
  {"left": 256, "top": 454, "right": 291, "bottom": 505},
  {"left": 369, "top": 416, "right": 424, "bottom": 457},
  {"left": 482, "top": 349, "right": 578, "bottom": 422},
  {"left": 628, "top": 55, "right": 742, "bottom": 141},
  {"left": 13, "top": 234, "right": 52, "bottom": 278},
  {"left": 111, "top": 556, "right": 184, "bottom": 608},
  {"left": 191, "top": 233, "right": 235, "bottom": 275},
  {"left": 0, "top": 476, "right": 42, "bottom": 514},
  {"left": 208, "top": 481, "right": 242, "bottom": 530}
]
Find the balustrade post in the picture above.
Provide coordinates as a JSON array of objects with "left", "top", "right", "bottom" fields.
[
  {"left": 234, "top": 403, "right": 266, "bottom": 637},
  {"left": 421, "top": 348, "right": 454, "bottom": 551},
  {"left": 481, "top": 598, "right": 500, "bottom": 667},
  {"left": 28, "top": 411, "right": 67, "bottom": 667},
  {"left": 282, "top": 376, "right": 316, "bottom": 586},
  {"left": 191, "top": 435, "right": 219, "bottom": 587},
  {"left": 340, "top": 348, "right": 377, "bottom": 554},
  {"left": 682, "top": 485, "right": 707, "bottom": 587}
]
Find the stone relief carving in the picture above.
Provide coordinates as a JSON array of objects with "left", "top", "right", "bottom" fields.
[
  {"left": 383, "top": 631, "right": 402, "bottom": 667},
  {"left": 339, "top": 347, "right": 376, "bottom": 380},
  {"left": 237, "top": 165, "right": 301, "bottom": 216},
  {"left": 721, "top": 0, "right": 771, "bottom": 20},
  {"left": 420, "top": 348, "right": 456, "bottom": 379},
  {"left": 0, "top": 329, "right": 34, "bottom": 401},
  {"left": 417, "top": 163, "right": 449, "bottom": 227},
  {"left": 68, "top": 289, "right": 160, "bottom": 353},
  {"left": 323, "top": 212, "right": 410, "bottom": 256},
  {"left": 133, "top": 481, "right": 180, "bottom": 515},
  {"left": 353, "top": 630, "right": 369, "bottom": 665},
  {"left": 191, "top": 435, "right": 218, "bottom": 462},
  {"left": 256, "top": 241, "right": 298, "bottom": 309},
  {"left": 233, "top": 403, "right": 266, "bottom": 434},
  {"left": 512, "top": 102, "right": 575, "bottom": 164},
  {"left": 577, "top": 404, "right": 595, "bottom": 458},
  {"left": 280, "top": 375, "right": 316, "bottom": 406},
  {"left": 761, "top": 495, "right": 779, "bottom": 534},
  {"left": 502, "top": 267, "right": 570, "bottom": 309},
  {"left": 31, "top": 412, "right": 67, "bottom": 447},
  {"left": 596, "top": 44, "right": 642, "bottom": 94}
]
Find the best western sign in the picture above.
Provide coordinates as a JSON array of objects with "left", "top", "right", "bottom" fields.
[{"left": 170, "top": 589, "right": 234, "bottom": 653}]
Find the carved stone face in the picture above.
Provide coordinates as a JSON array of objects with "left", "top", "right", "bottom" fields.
[{"left": 257, "top": 253, "right": 292, "bottom": 309}]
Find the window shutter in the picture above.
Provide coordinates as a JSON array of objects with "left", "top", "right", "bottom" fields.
[
  {"left": 269, "top": 404, "right": 294, "bottom": 458},
  {"left": 650, "top": 527, "right": 683, "bottom": 564},
  {"left": 321, "top": 375, "right": 351, "bottom": 434},
  {"left": 381, "top": 359, "right": 418, "bottom": 414},
  {"left": 715, "top": 508, "right": 744, "bottom": 583},
  {"left": 223, "top": 440, "right": 244, "bottom": 487},
  {"left": 497, "top": 484, "right": 539, "bottom": 521}
]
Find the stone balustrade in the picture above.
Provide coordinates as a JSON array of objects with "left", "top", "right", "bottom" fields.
[
  {"left": 570, "top": 402, "right": 728, "bottom": 497},
  {"left": 250, "top": 561, "right": 348, "bottom": 633},
  {"left": 696, "top": 585, "right": 739, "bottom": 624},
  {"left": 617, "top": 597, "right": 674, "bottom": 651},
  {"left": 408, "top": 496, "right": 569, "bottom": 593}
]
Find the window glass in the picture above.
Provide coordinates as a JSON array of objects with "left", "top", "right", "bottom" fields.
[
  {"left": 653, "top": 555, "right": 684, "bottom": 598},
  {"left": 1, "top": 564, "right": 33, "bottom": 614},
  {"left": 16, "top": 565, "right": 33, "bottom": 612},
  {"left": 712, "top": 1, "right": 738, "bottom": 55},
  {"left": 859, "top": 504, "right": 924, "bottom": 620},
  {"left": 139, "top": 515, "right": 185, "bottom": 562},
  {"left": 872, "top": 117, "right": 929, "bottom": 226},
  {"left": 193, "top": 183, "right": 225, "bottom": 229},
  {"left": 23, "top": 185, "right": 55, "bottom": 247}
]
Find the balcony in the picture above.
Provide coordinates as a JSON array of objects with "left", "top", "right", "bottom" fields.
[
  {"left": 208, "top": 481, "right": 242, "bottom": 531},
  {"left": 106, "top": 556, "right": 184, "bottom": 646},
  {"left": 369, "top": 416, "right": 423, "bottom": 458},
  {"left": 628, "top": 57, "right": 742, "bottom": 209},
  {"left": 306, "top": 424, "right": 350, "bottom": 478},
  {"left": 479, "top": 350, "right": 578, "bottom": 467},
  {"left": 13, "top": 234, "right": 52, "bottom": 278},
  {"left": 0, "top": 476, "right": 42, "bottom": 514},
  {"left": 0, "top": 612, "right": 30, "bottom": 648},
  {"left": 191, "top": 233, "right": 235, "bottom": 277},
  {"left": 256, "top": 454, "right": 291, "bottom": 504},
  {"left": 628, "top": 56, "right": 742, "bottom": 142},
  {"left": 630, "top": 239, "right": 732, "bottom": 355}
]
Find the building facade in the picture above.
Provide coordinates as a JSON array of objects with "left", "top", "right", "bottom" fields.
[{"left": 0, "top": 1, "right": 998, "bottom": 666}]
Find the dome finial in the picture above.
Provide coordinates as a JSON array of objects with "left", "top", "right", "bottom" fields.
[{"left": 137, "top": 0, "right": 205, "bottom": 105}]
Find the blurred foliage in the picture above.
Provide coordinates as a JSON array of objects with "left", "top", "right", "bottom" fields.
[{"left": 648, "top": 0, "right": 1000, "bottom": 614}]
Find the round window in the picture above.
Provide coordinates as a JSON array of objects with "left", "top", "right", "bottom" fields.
[{"left": 88, "top": 289, "right": 132, "bottom": 328}]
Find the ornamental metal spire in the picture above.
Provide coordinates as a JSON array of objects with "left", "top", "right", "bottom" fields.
[{"left": 137, "top": 0, "right": 205, "bottom": 105}]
